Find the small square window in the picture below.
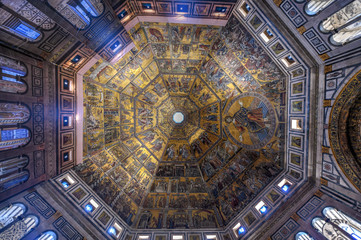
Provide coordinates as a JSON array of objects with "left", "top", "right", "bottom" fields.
[
  {"left": 255, "top": 201, "right": 268, "bottom": 214},
  {"left": 63, "top": 116, "right": 69, "bottom": 127},
  {"left": 63, "top": 79, "right": 70, "bottom": 90},
  {"left": 138, "top": 236, "right": 150, "bottom": 240},
  {"left": 59, "top": 174, "right": 75, "bottom": 189},
  {"left": 63, "top": 152, "right": 69, "bottom": 162},
  {"left": 291, "top": 119, "right": 302, "bottom": 130},
  {"left": 281, "top": 55, "right": 297, "bottom": 67},
  {"left": 240, "top": 2, "right": 251, "bottom": 17},
  {"left": 142, "top": 3, "right": 152, "bottom": 9},
  {"left": 278, "top": 179, "right": 293, "bottom": 192},
  {"left": 206, "top": 235, "right": 217, "bottom": 240},
  {"left": 110, "top": 40, "right": 121, "bottom": 52},
  {"left": 172, "top": 235, "right": 183, "bottom": 240},
  {"left": 260, "top": 28, "right": 274, "bottom": 42},
  {"left": 177, "top": 5, "right": 189, "bottom": 13},
  {"left": 84, "top": 198, "right": 99, "bottom": 214},
  {"left": 215, "top": 6, "right": 227, "bottom": 13},
  {"left": 108, "top": 222, "right": 123, "bottom": 238},
  {"left": 71, "top": 55, "right": 82, "bottom": 64},
  {"left": 118, "top": 9, "right": 128, "bottom": 19}
]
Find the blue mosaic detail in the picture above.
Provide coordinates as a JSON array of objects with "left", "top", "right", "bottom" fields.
[{"left": 177, "top": 4, "right": 189, "bottom": 13}]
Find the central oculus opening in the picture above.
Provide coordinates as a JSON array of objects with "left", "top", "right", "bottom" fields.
[{"left": 173, "top": 112, "right": 184, "bottom": 124}]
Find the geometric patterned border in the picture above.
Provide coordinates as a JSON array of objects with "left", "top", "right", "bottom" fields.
[
  {"left": 53, "top": 216, "right": 83, "bottom": 240},
  {"left": 224, "top": 0, "right": 311, "bottom": 237},
  {"left": 296, "top": 196, "right": 324, "bottom": 221},
  {"left": 33, "top": 150, "right": 45, "bottom": 178},
  {"left": 24, "top": 191, "right": 56, "bottom": 219},
  {"left": 329, "top": 69, "right": 361, "bottom": 192},
  {"left": 32, "top": 65, "right": 43, "bottom": 97},
  {"left": 303, "top": 28, "right": 330, "bottom": 54},
  {"left": 271, "top": 218, "right": 300, "bottom": 240},
  {"left": 32, "top": 103, "right": 45, "bottom": 145},
  {"left": 280, "top": 0, "right": 307, "bottom": 28}
]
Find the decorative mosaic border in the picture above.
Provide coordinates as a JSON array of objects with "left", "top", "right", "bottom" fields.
[
  {"left": 328, "top": 69, "right": 361, "bottom": 192},
  {"left": 225, "top": 0, "right": 311, "bottom": 238},
  {"left": 271, "top": 218, "right": 299, "bottom": 240},
  {"left": 279, "top": 0, "right": 307, "bottom": 28},
  {"left": 303, "top": 28, "right": 331, "bottom": 55},
  {"left": 296, "top": 196, "right": 324, "bottom": 221},
  {"left": 24, "top": 191, "right": 56, "bottom": 219},
  {"left": 52, "top": 171, "right": 232, "bottom": 239}
]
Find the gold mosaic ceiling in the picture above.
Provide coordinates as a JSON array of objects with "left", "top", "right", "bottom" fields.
[{"left": 76, "top": 16, "right": 287, "bottom": 229}]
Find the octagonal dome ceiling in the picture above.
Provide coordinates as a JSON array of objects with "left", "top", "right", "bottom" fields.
[{"left": 76, "top": 16, "right": 287, "bottom": 229}]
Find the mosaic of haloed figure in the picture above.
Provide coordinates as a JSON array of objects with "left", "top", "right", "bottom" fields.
[{"left": 76, "top": 15, "right": 286, "bottom": 229}]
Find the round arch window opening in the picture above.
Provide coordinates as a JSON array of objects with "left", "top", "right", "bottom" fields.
[{"left": 173, "top": 112, "right": 184, "bottom": 124}]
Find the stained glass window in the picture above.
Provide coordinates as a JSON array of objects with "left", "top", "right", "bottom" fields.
[
  {"left": 0, "top": 170, "right": 29, "bottom": 193},
  {"left": 305, "top": 0, "right": 336, "bottom": 15},
  {"left": 1, "top": 128, "right": 29, "bottom": 141},
  {"left": 323, "top": 207, "right": 361, "bottom": 240},
  {"left": 68, "top": 5, "right": 90, "bottom": 25},
  {"left": 321, "top": 0, "right": 361, "bottom": 32},
  {"left": 48, "top": 0, "right": 103, "bottom": 29},
  {"left": 81, "top": 0, "right": 97, "bottom": 16},
  {"left": 0, "top": 203, "right": 26, "bottom": 230},
  {"left": 0, "top": 128, "right": 31, "bottom": 151},
  {"left": 331, "top": 20, "right": 361, "bottom": 45},
  {"left": 0, "top": 103, "right": 31, "bottom": 126},
  {"left": 37, "top": 231, "right": 57, "bottom": 240},
  {"left": 14, "top": 23, "right": 41, "bottom": 40},
  {"left": 0, "top": 56, "right": 27, "bottom": 94},
  {"left": 295, "top": 232, "right": 314, "bottom": 240},
  {"left": 0, "top": 215, "right": 38, "bottom": 239},
  {"left": 0, "top": 156, "right": 29, "bottom": 176}
]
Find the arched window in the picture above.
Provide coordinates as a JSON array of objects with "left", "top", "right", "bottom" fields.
[
  {"left": 79, "top": 0, "right": 103, "bottom": 17},
  {"left": 305, "top": 0, "right": 336, "bottom": 15},
  {"left": 0, "top": 55, "right": 27, "bottom": 94},
  {"left": 0, "top": 128, "right": 31, "bottom": 151},
  {"left": 0, "top": 203, "right": 26, "bottom": 230},
  {"left": 312, "top": 217, "right": 352, "bottom": 239},
  {"left": 331, "top": 20, "right": 361, "bottom": 45},
  {"left": 0, "top": 215, "right": 39, "bottom": 239},
  {"left": 37, "top": 230, "right": 57, "bottom": 240},
  {"left": 1, "top": 0, "right": 56, "bottom": 31},
  {"left": 320, "top": 0, "right": 361, "bottom": 33},
  {"left": 0, "top": 170, "right": 29, "bottom": 193},
  {"left": 323, "top": 207, "right": 361, "bottom": 240},
  {"left": 0, "top": 103, "right": 30, "bottom": 126},
  {"left": 0, "top": 8, "right": 42, "bottom": 42},
  {"left": 0, "top": 55, "right": 27, "bottom": 76},
  {"left": 312, "top": 217, "right": 327, "bottom": 233},
  {"left": 295, "top": 232, "right": 314, "bottom": 240},
  {"left": 48, "top": 0, "right": 104, "bottom": 29},
  {"left": 0, "top": 155, "right": 29, "bottom": 176}
]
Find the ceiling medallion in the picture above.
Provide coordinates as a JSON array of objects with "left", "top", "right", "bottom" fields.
[{"left": 172, "top": 111, "right": 185, "bottom": 124}]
